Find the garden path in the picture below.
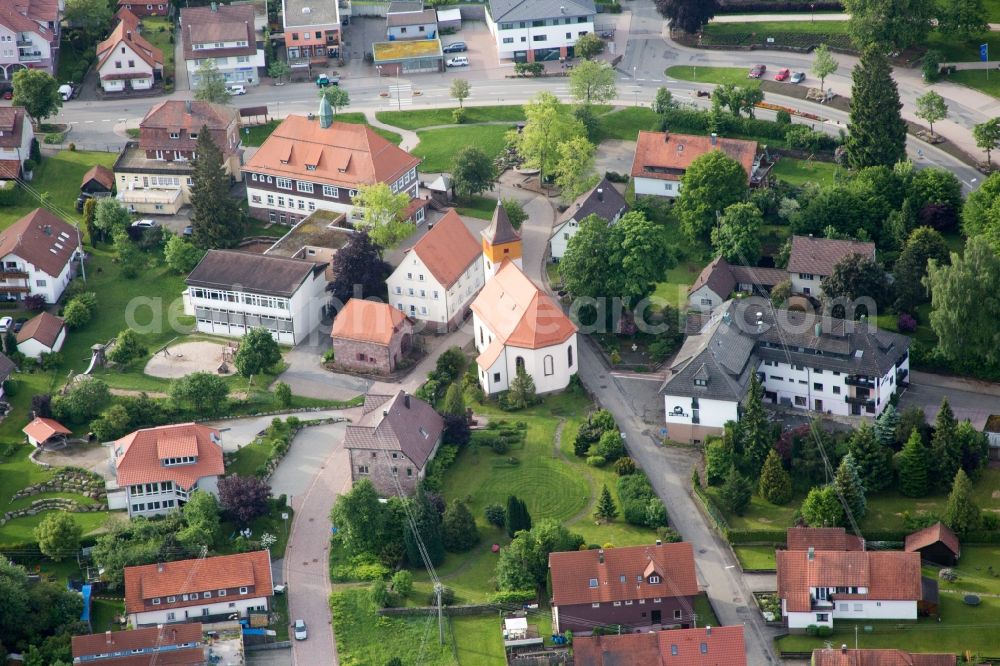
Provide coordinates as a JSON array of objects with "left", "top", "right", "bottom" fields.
[{"left": 363, "top": 111, "right": 419, "bottom": 151}]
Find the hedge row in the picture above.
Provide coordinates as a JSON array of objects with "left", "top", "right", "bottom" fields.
[{"left": 717, "top": 1, "right": 842, "bottom": 11}]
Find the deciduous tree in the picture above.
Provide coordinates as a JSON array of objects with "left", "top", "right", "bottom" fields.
[
  {"left": 190, "top": 130, "right": 246, "bottom": 249},
  {"left": 915, "top": 90, "right": 948, "bottom": 137},
  {"left": 34, "top": 513, "right": 82, "bottom": 561},
  {"left": 327, "top": 231, "right": 391, "bottom": 303},
  {"left": 512, "top": 92, "right": 585, "bottom": 186},
  {"left": 801, "top": 485, "right": 844, "bottom": 527},
  {"left": 12, "top": 69, "right": 61, "bottom": 124},
  {"left": 843, "top": 0, "right": 935, "bottom": 51},
  {"left": 501, "top": 198, "right": 527, "bottom": 230},
  {"left": 52, "top": 377, "right": 109, "bottom": 424},
  {"left": 676, "top": 150, "right": 748, "bottom": 240},
  {"left": 93, "top": 198, "right": 131, "bottom": 242},
  {"left": 169, "top": 372, "right": 229, "bottom": 415},
  {"left": 973, "top": 118, "right": 1000, "bottom": 166},
  {"left": 319, "top": 86, "right": 350, "bottom": 116},
  {"left": 711, "top": 202, "right": 763, "bottom": 265},
  {"left": 193, "top": 61, "right": 231, "bottom": 104},
  {"left": 811, "top": 43, "right": 839, "bottom": 91},
  {"left": 554, "top": 136, "right": 598, "bottom": 201},
  {"left": 451, "top": 146, "right": 495, "bottom": 199},
  {"left": 943, "top": 468, "right": 981, "bottom": 534},
  {"left": 218, "top": 475, "right": 272, "bottom": 525},
  {"left": 956, "top": 420, "right": 990, "bottom": 478},
  {"left": 108, "top": 329, "right": 147, "bottom": 367},
  {"left": 897, "top": 429, "right": 930, "bottom": 497},
  {"left": 234, "top": 327, "right": 282, "bottom": 377},
  {"left": 845, "top": 48, "right": 907, "bottom": 169},
  {"left": 574, "top": 33, "right": 604, "bottom": 60},
  {"left": 164, "top": 235, "right": 206, "bottom": 273},
  {"left": 569, "top": 60, "right": 617, "bottom": 106},
  {"left": 449, "top": 78, "right": 470, "bottom": 108},
  {"left": 64, "top": 0, "right": 112, "bottom": 40},
  {"left": 267, "top": 60, "right": 291, "bottom": 83},
  {"left": 654, "top": 0, "right": 720, "bottom": 33},
  {"left": 938, "top": 0, "right": 988, "bottom": 40},
  {"left": 352, "top": 183, "right": 412, "bottom": 247},
  {"left": 820, "top": 254, "right": 888, "bottom": 317},
  {"left": 961, "top": 171, "right": 1000, "bottom": 245},
  {"left": 893, "top": 227, "right": 949, "bottom": 312}
]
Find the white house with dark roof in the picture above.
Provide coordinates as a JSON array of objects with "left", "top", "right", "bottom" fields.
[
  {"left": 549, "top": 177, "right": 628, "bottom": 261},
  {"left": 0, "top": 208, "right": 80, "bottom": 304},
  {"left": 485, "top": 0, "right": 596, "bottom": 63},
  {"left": 788, "top": 235, "right": 876, "bottom": 298},
  {"left": 183, "top": 249, "right": 328, "bottom": 345},
  {"left": 660, "top": 297, "right": 910, "bottom": 442},
  {"left": 345, "top": 391, "right": 444, "bottom": 496},
  {"left": 387, "top": 208, "right": 484, "bottom": 331},
  {"left": 16, "top": 311, "right": 65, "bottom": 358},
  {"left": 687, "top": 256, "right": 788, "bottom": 313}
]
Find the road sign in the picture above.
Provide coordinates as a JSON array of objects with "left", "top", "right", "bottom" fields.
[{"left": 981, "top": 44, "right": 989, "bottom": 62}]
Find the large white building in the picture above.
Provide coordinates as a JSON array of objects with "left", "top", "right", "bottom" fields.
[
  {"left": 180, "top": 3, "right": 264, "bottom": 87},
  {"left": 777, "top": 548, "right": 921, "bottom": 630},
  {"left": 124, "top": 551, "right": 273, "bottom": 626},
  {"left": 549, "top": 177, "right": 628, "bottom": 261},
  {"left": 485, "top": 0, "right": 595, "bottom": 63},
  {"left": 0, "top": 208, "right": 80, "bottom": 304},
  {"left": 109, "top": 422, "right": 224, "bottom": 519},
  {"left": 387, "top": 209, "right": 484, "bottom": 332},
  {"left": 184, "top": 250, "right": 328, "bottom": 345},
  {"left": 660, "top": 298, "right": 910, "bottom": 443},
  {"left": 471, "top": 215, "right": 578, "bottom": 395}
]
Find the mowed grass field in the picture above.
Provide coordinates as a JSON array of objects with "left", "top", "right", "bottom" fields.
[
  {"left": 666, "top": 65, "right": 754, "bottom": 86},
  {"left": 412, "top": 125, "right": 515, "bottom": 173},
  {"left": 243, "top": 113, "right": 402, "bottom": 147}
]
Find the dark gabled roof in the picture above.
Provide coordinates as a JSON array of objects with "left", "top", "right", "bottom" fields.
[
  {"left": 186, "top": 250, "right": 326, "bottom": 298},
  {"left": 0, "top": 353, "right": 14, "bottom": 382},
  {"left": 0, "top": 209, "right": 78, "bottom": 278},
  {"left": 689, "top": 257, "right": 788, "bottom": 300},
  {"left": 786, "top": 527, "right": 864, "bottom": 552},
  {"left": 787, "top": 235, "right": 876, "bottom": 277},
  {"left": 343, "top": 391, "right": 444, "bottom": 469},
  {"left": 482, "top": 201, "right": 520, "bottom": 246},
  {"left": 488, "top": 0, "right": 595, "bottom": 22},
  {"left": 556, "top": 177, "right": 628, "bottom": 227},
  {"left": 81, "top": 165, "right": 114, "bottom": 191},
  {"left": 905, "top": 522, "right": 960, "bottom": 558}
]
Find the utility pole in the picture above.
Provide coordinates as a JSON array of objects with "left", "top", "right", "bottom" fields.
[{"left": 435, "top": 583, "right": 444, "bottom": 644}]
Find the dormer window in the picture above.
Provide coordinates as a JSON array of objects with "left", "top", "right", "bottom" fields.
[
  {"left": 306, "top": 164, "right": 316, "bottom": 171},
  {"left": 694, "top": 378, "right": 707, "bottom": 387},
  {"left": 169, "top": 132, "right": 180, "bottom": 139},
  {"left": 588, "top": 578, "right": 598, "bottom": 588},
  {"left": 163, "top": 456, "right": 197, "bottom": 466},
  {"left": 649, "top": 575, "right": 661, "bottom": 584},
  {"left": 619, "top": 575, "right": 626, "bottom": 583},
  {"left": 190, "top": 133, "right": 198, "bottom": 139}
]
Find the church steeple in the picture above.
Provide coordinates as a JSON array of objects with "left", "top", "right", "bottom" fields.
[{"left": 481, "top": 201, "right": 522, "bottom": 278}]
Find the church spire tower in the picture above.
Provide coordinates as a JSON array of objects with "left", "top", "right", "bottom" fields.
[{"left": 481, "top": 201, "right": 522, "bottom": 278}]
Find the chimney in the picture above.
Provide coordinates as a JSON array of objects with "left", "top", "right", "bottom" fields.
[
  {"left": 126, "top": 30, "right": 132, "bottom": 40},
  {"left": 710, "top": 132, "right": 718, "bottom": 146},
  {"left": 106, "top": 630, "right": 112, "bottom": 646},
  {"left": 841, "top": 644, "right": 848, "bottom": 653},
  {"left": 171, "top": 629, "right": 177, "bottom": 642},
  {"left": 663, "top": 130, "right": 670, "bottom": 142},
  {"left": 404, "top": 393, "right": 410, "bottom": 409},
  {"left": 157, "top": 562, "right": 164, "bottom": 573},
  {"left": 705, "top": 626, "right": 711, "bottom": 637},
  {"left": 598, "top": 549, "right": 604, "bottom": 564},
  {"left": 807, "top": 546, "right": 814, "bottom": 561},
  {"left": 596, "top": 188, "right": 604, "bottom": 202}
]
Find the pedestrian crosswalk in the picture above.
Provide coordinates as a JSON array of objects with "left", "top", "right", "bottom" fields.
[{"left": 385, "top": 83, "right": 413, "bottom": 109}]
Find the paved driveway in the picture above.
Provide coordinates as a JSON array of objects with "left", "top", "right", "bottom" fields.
[
  {"left": 275, "top": 344, "right": 372, "bottom": 402},
  {"left": 899, "top": 371, "right": 1000, "bottom": 429},
  {"left": 206, "top": 409, "right": 358, "bottom": 452}
]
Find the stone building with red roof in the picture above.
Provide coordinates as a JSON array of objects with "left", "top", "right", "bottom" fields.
[
  {"left": 548, "top": 541, "right": 700, "bottom": 634},
  {"left": 330, "top": 298, "right": 414, "bottom": 374},
  {"left": 386, "top": 209, "right": 485, "bottom": 332},
  {"left": 573, "top": 625, "right": 747, "bottom": 665},
  {"left": 109, "top": 422, "right": 224, "bottom": 519},
  {"left": 124, "top": 551, "right": 272, "bottom": 626}
]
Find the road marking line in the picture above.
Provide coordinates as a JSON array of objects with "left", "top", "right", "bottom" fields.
[
  {"left": 101, "top": 119, "right": 111, "bottom": 122},
  {"left": 84, "top": 120, "right": 94, "bottom": 123},
  {"left": 725, "top": 565, "right": 735, "bottom": 569}
]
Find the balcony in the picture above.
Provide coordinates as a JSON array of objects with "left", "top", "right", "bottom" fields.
[
  {"left": 845, "top": 395, "right": 875, "bottom": 408},
  {"left": 0, "top": 270, "right": 28, "bottom": 279},
  {"left": 845, "top": 375, "right": 875, "bottom": 388},
  {"left": 19, "top": 51, "right": 43, "bottom": 63},
  {"left": 16, "top": 37, "right": 32, "bottom": 47}
]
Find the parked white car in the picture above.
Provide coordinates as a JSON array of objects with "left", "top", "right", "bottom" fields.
[
  {"left": 0, "top": 317, "right": 12, "bottom": 333},
  {"left": 227, "top": 84, "right": 247, "bottom": 95},
  {"left": 131, "top": 219, "right": 159, "bottom": 229},
  {"left": 446, "top": 56, "right": 469, "bottom": 68},
  {"left": 293, "top": 619, "right": 308, "bottom": 640}
]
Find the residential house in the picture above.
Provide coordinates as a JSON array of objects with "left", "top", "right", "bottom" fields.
[
  {"left": 183, "top": 249, "right": 328, "bottom": 345},
  {"left": 22, "top": 416, "right": 70, "bottom": 447},
  {"left": 572, "top": 625, "right": 747, "bottom": 666},
  {"left": 386, "top": 2, "right": 438, "bottom": 40},
  {"left": 282, "top": 0, "right": 340, "bottom": 66},
  {"left": 124, "top": 551, "right": 273, "bottom": 626},
  {"left": 0, "top": 353, "right": 15, "bottom": 400},
  {"left": 95, "top": 12, "right": 164, "bottom": 93},
  {"left": 387, "top": 209, "right": 484, "bottom": 331},
  {"left": 485, "top": 0, "right": 596, "bottom": 63},
  {"left": 0, "top": 106, "right": 35, "bottom": 181},
  {"left": 0, "top": 208, "right": 80, "bottom": 304},
  {"left": 330, "top": 298, "right": 414, "bottom": 374},
  {"left": 631, "top": 131, "right": 760, "bottom": 199},
  {"left": 16, "top": 310, "right": 65, "bottom": 358},
  {"left": 659, "top": 298, "right": 911, "bottom": 443},
  {"left": 243, "top": 98, "right": 423, "bottom": 226},
  {"left": 776, "top": 548, "right": 922, "bottom": 630},
  {"left": 344, "top": 390, "right": 444, "bottom": 496},
  {"left": 0, "top": 0, "right": 60, "bottom": 79},
  {"left": 180, "top": 3, "right": 264, "bottom": 87},
  {"left": 72, "top": 623, "right": 204, "bottom": 665},
  {"left": 117, "top": 0, "right": 172, "bottom": 19},
  {"left": 549, "top": 177, "right": 628, "bottom": 261},
  {"left": 109, "top": 422, "right": 224, "bottom": 519},
  {"left": 548, "top": 541, "right": 700, "bottom": 634},
  {"left": 786, "top": 527, "right": 863, "bottom": 552},
  {"left": 471, "top": 258, "right": 577, "bottom": 395},
  {"left": 788, "top": 235, "right": 876, "bottom": 299},
  {"left": 905, "top": 522, "right": 960, "bottom": 566},
  {"left": 114, "top": 100, "right": 241, "bottom": 215},
  {"left": 80, "top": 164, "right": 115, "bottom": 197},
  {"left": 687, "top": 256, "right": 788, "bottom": 313},
  {"left": 811, "top": 647, "right": 955, "bottom": 666}
]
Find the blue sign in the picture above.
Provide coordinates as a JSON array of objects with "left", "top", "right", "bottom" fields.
[{"left": 982, "top": 44, "right": 989, "bottom": 62}]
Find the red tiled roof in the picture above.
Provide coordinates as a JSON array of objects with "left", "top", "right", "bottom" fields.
[
  {"left": 471, "top": 261, "right": 576, "bottom": 368},
  {"left": 0, "top": 106, "right": 29, "bottom": 150},
  {"left": 180, "top": 4, "right": 257, "bottom": 60},
  {"left": 549, "top": 542, "right": 699, "bottom": 607},
  {"left": 113, "top": 423, "right": 224, "bottom": 489},
  {"left": 97, "top": 16, "right": 164, "bottom": 72},
  {"left": 81, "top": 164, "right": 115, "bottom": 191},
  {"left": 71, "top": 648, "right": 206, "bottom": 666},
  {"left": 409, "top": 209, "right": 479, "bottom": 289},
  {"left": 16, "top": 311, "right": 64, "bottom": 347},
  {"left": 786, "top": 527, "right": 864, "bottom": 552},
  {"left": 812, "top": 648, "right": 956, "bottom": 666},
  {"left": 72, "top": 623, "right": 202, "bottom": 659},
  {"left": 574, "top": 625, "right": 747, "bottom": 665},
  {"left": 245, "top": 116, "right": 420, "bottom": 189},
  {"left": 143, "top": 100, "right": 237, "bottom": 133},
  {"left": 0, "top": 160, "right": 22, "bottom": 179},
  {"left": 22, "top": 416, "right": 70, "bottom": 443},
  {"left": 787, "top": 235, "right": 876, "bottom": 277},
  {"left": 124, "top": 551, "right": 272, "bottom": 614},
  {"left": 630, "top": 131, "right": 757, "bottom": 183},
  {"left": 331, "top": 298, "right": 411, "bottom": 345},
  {"left": 905, "top": 522, "right": 960, "bottom": 559},
  {"left": 0, "top": 209, "right": 78, "bottom": 278},
  {"left": 777, "top": 550, "right": 922, "bottom": 613},
  {"left": 12, "top": 0, "right": 59, "bottom": 25},
  {"left": 0, "top": 5, "right": 53, "bottom": 40}
]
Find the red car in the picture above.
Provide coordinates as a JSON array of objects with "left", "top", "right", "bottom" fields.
[
  {"left": 774, "top": 68, "right": 791, "bottom": 81},
  {"left": 748, "top": 64, "right": 766, "bottom": 79},
  {"left": 1, "top": 91, "right": 11, "bottom": 100}
]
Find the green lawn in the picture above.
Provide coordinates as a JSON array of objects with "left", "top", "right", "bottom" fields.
[
  {"left": 243, "top": 113, "right": 402, "bottom": 147},
  {"left": 412, "top": 125, "right": 515, "bottom": 173},
  {"left": 270, "top": 592, "right": 290, "bottom": 641},
  {"left": 700, "top": 20, "right": 853, "bottom": 50},
  {"left": 90, "top": 598, "right": 125, "bottom": 633},
  {"left": 874, "top": 302, "right": 936, "bottom": 347},
  {"left": 375, "top": 105, "right": 527, "bottom": 130},
  {"left": 666, "top": 65, "right": 755, "bottom": 86},
  {"left": 652, "top": 262, "right": 706, "bottom": 310},
  {"left": 987, "top": 0, "right": 1000, "bottom": 21},
  {"left": 776, "top": 594, "right": 1000, "bottom": 656},
  {"left": 772, "top": 157, "right": 841, "bottom": 187},
  {"left": 596, "top": 107, "right": 661, "bottom": 142},
  {"left": 705, "top": 487, "right": 804, "bottom": 531},
  {"left": 734, "top": 545, "right": 778, "bottom": 571},
  {"left": 923, "top": 545, "right": 1000, "bottom": 596},
  {"left": 227, "top": 440, "right": 272, "bottom": 478},
  {"left": 141, "top": 17, "right": 175, "bottom": 82},
  {"left": 943, "top": 69, "right": 1000, "bottom": 100},
  {"left": 454, "top": 195, "right": 497, "bottom": 221},
  {"left": 218, "top": 504, "right": 294, "bottom": 560}
]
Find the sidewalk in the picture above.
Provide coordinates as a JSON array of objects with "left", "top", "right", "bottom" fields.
[{"left": 364, "top": 110, "right": 419, "bottom": 151}]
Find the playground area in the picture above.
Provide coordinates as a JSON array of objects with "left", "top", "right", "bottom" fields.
[{"left": 143, "top": 339, "right": 240, "bottom": 379}]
